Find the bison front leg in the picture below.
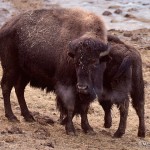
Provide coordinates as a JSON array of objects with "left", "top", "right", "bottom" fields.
[
  {"left": 14, "top": 75, "right": 35, "bottom": 122},
  {"left": 80, "top": 102, "right": 95, "bottom": 135},
  {"left": 99, "top": 101, "right": 112, "bottom": 128},
  {"left": 114, "top": 99, "right": 129, "bottom": 138},
  {"left": 65, "top": 109, "right": 76, "bottom": 135},
  {"left": 56, "top": 85, "right": 76, "bottom": 135}
]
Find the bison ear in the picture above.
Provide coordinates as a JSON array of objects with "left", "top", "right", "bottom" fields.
[{"left": 68, "top": 40, "right": 78, "bottom": 58}]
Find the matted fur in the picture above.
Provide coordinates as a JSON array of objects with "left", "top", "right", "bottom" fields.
[
  {"left": 58, "top": 35, "right": 145, "bottom": 137},
  {"left": 0, "top": 7, "right": 108, "bottom": 135},
  {"left": 100, "top": 35, "right": 145, "bottom": 138}
]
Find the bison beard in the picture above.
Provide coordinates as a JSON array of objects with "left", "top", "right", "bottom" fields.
[
  {"left": 59, "top": 35, "right": 145, "bottom": 138},
  {"left": 0, "top": 7, "right": 109, "bottom": 135}
]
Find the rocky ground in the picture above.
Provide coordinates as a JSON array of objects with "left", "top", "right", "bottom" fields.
[{"left": 0, "top": 0, "right": 150, "bottom": 150}]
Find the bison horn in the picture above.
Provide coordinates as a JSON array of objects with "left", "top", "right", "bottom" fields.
[{"left": 99, "top": 44, "right": 111, "bottom": 57}]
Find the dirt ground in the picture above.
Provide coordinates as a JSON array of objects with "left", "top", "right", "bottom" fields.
[{"left": 0, "top": 0, "right": 150, "bottom": 150}]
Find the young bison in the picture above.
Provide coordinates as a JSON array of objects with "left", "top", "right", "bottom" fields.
[
  {"left": 99, "top": 35, "right": 145, "bottom": 138},
  {"left": 59, "top": 35, "right": 145, "bottom": 137},
  {"left": 0, "top": 7, "right": 109, "bottom": 135}
]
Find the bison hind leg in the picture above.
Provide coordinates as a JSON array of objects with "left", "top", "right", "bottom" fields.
[
  {"left": 132, "top": 102, "right": 145, "bottom": 137},
  {"left": 1, "top": 71, "right": 19, "bottom": 122},
  {"left": 113, "top": 99, "right": 129, "bottom": 138},
  {"left": 14, "top": 75, "right": 35, "bottom": 122}
]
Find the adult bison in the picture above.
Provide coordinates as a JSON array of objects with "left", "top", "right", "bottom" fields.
[
  {"left": 0, "top": 7, "right": 109, "bottom": 135},
  {"left": 59, "top": 35, "right": 145, "bottom": 137}
]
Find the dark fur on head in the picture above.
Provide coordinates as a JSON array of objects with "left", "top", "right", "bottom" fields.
[
  {"left": 68, "top": 37, "right": 109, "bottom": 58},
  {"left": 60, "top": 34, "right": 145, "bottom": 138}
]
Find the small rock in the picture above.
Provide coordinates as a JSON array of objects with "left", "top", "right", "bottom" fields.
[
  {"left": 4, "top": 136, "right": 15, "bottom": 143},
  {"left": 124, "top": 14, "right": 136, "bottom": 19},
  {"left": 110, "top": 19, "right": 118, "bottom": 23},
  {"left": 145, "top": 46, "right": 150, "bottom": 50},
  {"left": 114, "top": 9, "right": 122, "bottom": 14},
  {"left": 0, "top": 8, "right": 9, "bottom": 13},
  {"left": 7, "top": 126, "right": 23, "bottom": 134},
  {"left": 142, "top": 3, "right": 149, "bottom": 6},
  {"left": 127, "top": 8, "right": 138, "bottom": 12},
  {"left": 45, "top": 142, "right": 54, "bottom": 148},
  {"left": 131, "top": 36, "right": 139, "bottom": 41},
  {"left": 1, "top": 130, "right": 7, "bottom": 134},
  {"left": 36, "top": 118, "right": 47, "bottom": 125},
  {"left": 88, "top": 1, "right": 94, "bottom": 4},
  {"left": 108, "top": 5, "right": 121, "bottom": 9},
  {"left": 34, "top": 127, "right": 50, "bottom": 139},
  {"left": 102, "top": 11, "right": 112, "bottom": 16},
  {"left": 35, "top": 115, "right": 55, "bottom": 125},
  {"left": 123, "top": 32, "right": 133, "bottom": 37}
]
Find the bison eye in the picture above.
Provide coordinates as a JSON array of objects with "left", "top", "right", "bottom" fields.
[
  {"left": 90, "top": 59, "right": 99, "bottom": 65},
  {"left": 68, "top": 52, "right": 74, "bottom": 58}
]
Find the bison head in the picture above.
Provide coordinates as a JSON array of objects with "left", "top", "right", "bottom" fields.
[{"left": 68, "top": 36, "right": 111, "bottom": 98}]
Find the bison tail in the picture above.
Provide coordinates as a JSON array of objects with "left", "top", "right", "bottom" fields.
[{"left": 130, "top": 58, "right": 144, "bottom": 108}]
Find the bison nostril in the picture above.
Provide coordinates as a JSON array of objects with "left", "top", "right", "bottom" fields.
[{"left": 77, "top": 84, "right": 88, "bottom": 90}]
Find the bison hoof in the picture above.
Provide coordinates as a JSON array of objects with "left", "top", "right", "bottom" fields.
[
  {"left": 67, "top": 131, "right": 76, "bottom": 136},
  {"left": 60, "top": 117, "right": 67, "bottom": 125},
  {"left": 5, "top": 115, "right": 19, "bottom": 122},
  {"left": 113, "top": 130, "right": 124, "bottom": 138},
  {"left": 8, "top": 117, "right": 19, "bottom": 122},
  {"left": 66, "top": 125, "right": 76, "bottom": 136},
  {"left": 138, "top": 130, "right": 145, "bottom": 137},
  {"left": 24, "top": 115, "right": 35, "bottom": 122},
  {"left": 86, "top": 130, "right": 96, "bottom": 135}
]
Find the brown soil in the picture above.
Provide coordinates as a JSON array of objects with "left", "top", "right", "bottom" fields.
[{"left": 0, "top": 0, "right": 150, "bottom": 150}]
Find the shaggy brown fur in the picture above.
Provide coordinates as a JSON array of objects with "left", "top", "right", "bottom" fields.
[
  {"left": 59, "top": 35, "right": 145, "bottom": 137},
  {"left": 99, "top": 35, "right": 145, "bottom": 138},
  {"left": 0, "top": 7, "right": 109, "bottom": 135}
]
